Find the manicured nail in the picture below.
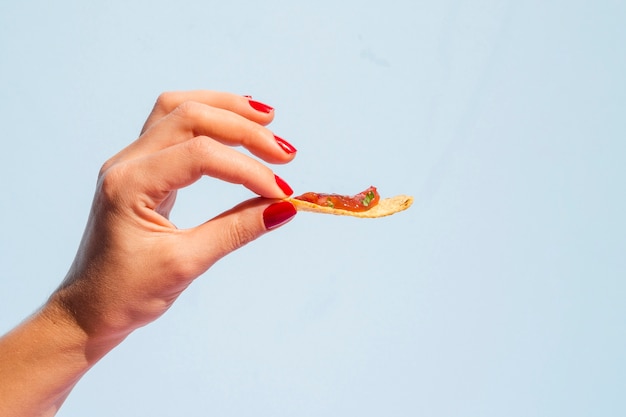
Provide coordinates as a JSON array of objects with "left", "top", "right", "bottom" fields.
[
  {"left": 275, "top": 174, "right": 294, "bottom": 196},
  {"left": 249, "top": 99, "right": 273, "bottom": 113},
  {"left": 263, "top": 201, "right": 297, "bottom": 230},
  {"left": 274, "top": 135, "right": 297, "bottom": 154}
]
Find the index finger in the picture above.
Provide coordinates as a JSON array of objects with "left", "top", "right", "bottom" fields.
[{"left": 124, "top": 135, "right": 294, "bottom": 206}]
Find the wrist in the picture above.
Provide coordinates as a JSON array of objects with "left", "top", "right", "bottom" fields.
[
  {"left": 46, "top": 287, "right": 130, "bottom": 361},
  {"left": 0, "top": 294, "right": 124, "bottom": 416}
]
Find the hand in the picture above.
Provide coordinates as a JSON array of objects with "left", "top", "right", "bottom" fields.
[
  {"left": 0, "top": 91, "right": 299, "bottom": 416},
  {"left": 53, "top": 90, "right": 298, "bottom": 347}
]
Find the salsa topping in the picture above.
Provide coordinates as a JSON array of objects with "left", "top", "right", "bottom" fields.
[{"left": 293, "top": 186, "right": 380, "bottom": 212}]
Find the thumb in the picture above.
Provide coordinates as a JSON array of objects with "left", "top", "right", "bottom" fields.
[{"left": 184, "top": 198, "right": 297, "bottom": 271}]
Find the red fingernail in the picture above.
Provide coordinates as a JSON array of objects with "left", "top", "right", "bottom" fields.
[
  {"left": 275, "top": 174, "right": 294, "bottom": 196},
  {"left": 274, "top": 135, "right": 297, "bottom": 154},
  {"left": 263, "top": 201, "right": 297, "bottom": 230},
  {"left": 249, "top": 100, "right": 273, "bottom": 113}
]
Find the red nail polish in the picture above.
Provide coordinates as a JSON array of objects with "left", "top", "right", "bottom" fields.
[
  {"left": 275, "top": 174, "right": 294, "bottom": 196},
  {"left": 249, "top": 100, "right": 273, "bottom": 113},
  {"left": 263, "top": 201, "right": 297, "bottom": 230},
  {"left": 274, "top": 135, "right": 297, "bottom": 154}
]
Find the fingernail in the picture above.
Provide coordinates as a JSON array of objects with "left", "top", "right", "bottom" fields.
[
  {"left": 274, "top": 135, "right": 297, "bottom": 154},
  {"left": 249, "top": 99, "right": 273, "bottom": 113},
  {"left": 263, "top": 201, "right": 297, "bottom": 230},
  {"left": 275, "top": 174, "right": 294, "bottom": 196}
]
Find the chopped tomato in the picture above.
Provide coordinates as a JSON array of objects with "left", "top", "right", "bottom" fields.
[{"left": 293, "top": 186, "right": 380, "bottom": 212}]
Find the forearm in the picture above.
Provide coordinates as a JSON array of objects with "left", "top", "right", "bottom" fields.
[{"left": 0, "top": 297, "right": 123, "bottom": 417}]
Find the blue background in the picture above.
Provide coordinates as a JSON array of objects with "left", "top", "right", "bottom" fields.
[{"left": 1, "top": 0, "right": 625, "bottom": 416}]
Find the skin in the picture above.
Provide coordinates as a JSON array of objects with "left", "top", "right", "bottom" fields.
[{"left": 0, "top": 91, "right": 297, "bottom": 417}]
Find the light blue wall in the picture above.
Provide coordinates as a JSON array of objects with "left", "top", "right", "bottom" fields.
[{"left": 1, "top": 1, "right": 624, "bottom": 416}]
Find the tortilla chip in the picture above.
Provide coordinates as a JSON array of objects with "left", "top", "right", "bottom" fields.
[{"left": 289, "top": 194, "right": 413, "bottom": 218}]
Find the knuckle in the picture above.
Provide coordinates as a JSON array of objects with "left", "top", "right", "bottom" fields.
[
  {"left": 97, "top": 163, "right": 134, "bottom": 205},
  {"left": 163, "top": 245, "right": 202, "bottom": 282},
  {"left": 186, "top": 135, "right": 216, "bottom": 156},
  {"left": 224, "top": 218, "right": 259, "bottom": 252},
  {"left": 235, "top": 120, "right": 267, "bottom": 149},
  {"left": 171, "top": 100, "right": 202, "bottom": 120},
  {"left": 154, "top": 91, "right": 180, "bottom": 112},
  {"left": 98, "top": 158, "right": 115, "bottom": 177}
]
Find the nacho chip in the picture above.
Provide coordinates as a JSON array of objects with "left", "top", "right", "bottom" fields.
[{"left": 290, "top": 194, "right": 413, "bottom": 218}]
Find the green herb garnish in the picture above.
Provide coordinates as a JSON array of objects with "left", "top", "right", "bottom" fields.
[
  {"left": 326, "top": 200, "right": 335, "bottom": 208},
  {"left": 361, "top": 191, "right": 375, "bottom": 207}
]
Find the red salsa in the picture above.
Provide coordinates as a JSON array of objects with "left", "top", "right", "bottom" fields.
[{"left": 293, "top": 186, "right": 380, "bottom": 212}]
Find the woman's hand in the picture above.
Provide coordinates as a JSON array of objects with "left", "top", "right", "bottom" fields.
[
  {"left": 54, "top": 91, "right": 298, "bottom": 345},
  {"left": 1, "top": 90, "right": 299, "bottom": 416}
]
